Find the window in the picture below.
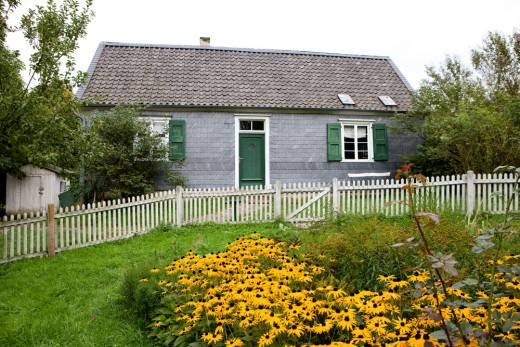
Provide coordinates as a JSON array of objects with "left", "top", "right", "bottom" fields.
[
  {"left": 239, "top": 120, "right": 265, "bottom": 132},
  {"left": 344, "top": 124, "right": 369, "bottom": 160},
  {"left": 143, "top": 118, "right": 185, "bottom": 160},
  {"left": 327, "top": 121, "right": 388, "bottom": 162},
  {"left": 148, "top": 118, "right": 169, "bottom": 146}
]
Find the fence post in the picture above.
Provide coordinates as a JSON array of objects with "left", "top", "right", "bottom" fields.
[
  {"left": 332, "top": 178, "right": 340, "bottom": 215},
  {"left": 47, "top": 204, "right": 55, "bottom": 257},
  {"left": 466, "top": 171, "right": 475, "bottom": 216},
  {"left": 274, "top": 181, "right": 281, "bottom": 219},
  {"left": 176, "top": 186, "right": 184, "bottom": 226}
]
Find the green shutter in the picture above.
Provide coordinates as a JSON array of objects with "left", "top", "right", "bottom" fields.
[
  {"left": 327, "top": 123, "right": 342, "bottom": 161},
  {"left": 169, "top": 120, "right": 186, "bottom": 160},
  {"left": 372, "top": 123, "right": 388, "bottom": 161}
]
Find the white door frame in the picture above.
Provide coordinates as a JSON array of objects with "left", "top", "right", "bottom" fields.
[{"left": 234, "top": 114, "right": 270, "bottom": 188}]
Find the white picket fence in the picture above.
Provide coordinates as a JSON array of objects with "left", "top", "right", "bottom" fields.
[{"left": 1, "top": 171, "right": 518, "bottom": 263}]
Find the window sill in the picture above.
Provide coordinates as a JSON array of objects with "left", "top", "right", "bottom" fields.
[{"left": 341, "top": 159, "right": 375, "bottom": 163}]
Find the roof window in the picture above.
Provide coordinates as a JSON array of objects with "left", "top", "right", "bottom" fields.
[
  {"left": 337, "top": 94, "right": 355, "bottom": 105},
  {"left": 378, "top": 96, "right": 397, "bottom": 106}
]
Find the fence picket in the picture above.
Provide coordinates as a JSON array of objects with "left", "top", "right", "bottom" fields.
[{"left": 3, "top": 171, "right": 520, "bottom": 263}]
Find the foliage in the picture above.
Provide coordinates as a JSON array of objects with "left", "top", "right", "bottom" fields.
[
  {"left": 144, "top": 231, "right": 520, "bottom": 346},
  {"left": 79, "top": 105, "right": 184, "bottom": 202},
  {"left": 303, "top": 211, "right": 480, "bottom": 292},
  {"left": 119, "top": 262, "right": 165, "bottom": 328},
  {"left": 0, "top": 0, "right": 93, "bottom": 178},
  {"left": 394, "top": 30, "right": 520, "bottom": 175},
  {"left": 305, "top": 214, "right": 419, "bottom": 291},
  {"left": 391, "top": 163, "right": 520, "bottom": 346}
]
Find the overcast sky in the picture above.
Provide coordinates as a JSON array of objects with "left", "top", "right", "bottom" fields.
[{"left": 7, "top": 0, "right": 520, "bottom": 89}]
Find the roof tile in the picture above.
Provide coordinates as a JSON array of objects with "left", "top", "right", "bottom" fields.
[{"left": 77, "top": 42, "right": 413, "bottom": 111}]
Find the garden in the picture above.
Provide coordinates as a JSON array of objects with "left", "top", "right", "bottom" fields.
[{"left": 1, "top": 166, "right": 520, "bottom": 346}]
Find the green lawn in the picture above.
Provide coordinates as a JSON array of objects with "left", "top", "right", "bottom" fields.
[{"left": 0, "top": 222, "right": 283, "bottom": 347}]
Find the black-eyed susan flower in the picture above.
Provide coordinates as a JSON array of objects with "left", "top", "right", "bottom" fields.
[
  {"left": 327, "top": 287, "right": 347, "bottom": 300},
  {"left": 310, "top": 319, "right": 334, "bottom": 334},
  {"left": 202, "top": 332, "right": 223, "bottom": 344},
  {"left": 393, "top": 317, "right": 412, "bottom": 334},
  {"left": 286, "top": 323, "right": 305, "bottom": 337},
  {"left": 258, "top": 333, "right": 274, "bottom": 347},
  {"left": 225, "top": 338, "right": 244, "bottom": 347}
]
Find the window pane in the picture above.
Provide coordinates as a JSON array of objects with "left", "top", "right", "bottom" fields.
[
  {"left": 357, "top": 126, "right": 367, "bottom": 139},
  {"left": 344, "top": 126, "right": 355, "bottom": 141},
  {"left": 153, "top": 122, "right": 166, "bottom": 136},
  {"left": 344, "top": 142, "right": 355, "bottom": 151},
  {"left": 252, "top": 120, "right": 264, "bottom": 131},
  {"left": 240, "top": 120, "right": 251, "bottom": 130},
  {"left": 344, "top": 150, "right": 355, "bottom": 159}
]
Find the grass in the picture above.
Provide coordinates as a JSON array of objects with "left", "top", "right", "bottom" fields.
[
  {"left": 1, "top": 211, "right": 519, "bottom": 346},
  {"left": 0, "top": 222, "right": 283, "bottom": 347}
]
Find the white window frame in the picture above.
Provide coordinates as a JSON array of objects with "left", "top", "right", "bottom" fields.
[
  {"left": 234, "top": 114, "right": 270, "bottom": 188},
  {"left": 339, "top": 119, "right": 375, "bottom": 162},
  {"left": 146, "top": 117, "right": 170, "bottom": 147}
]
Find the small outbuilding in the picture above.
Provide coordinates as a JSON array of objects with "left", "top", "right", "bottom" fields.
[{"left": 4, "top": 164, "right": 69, "bottom": 215}]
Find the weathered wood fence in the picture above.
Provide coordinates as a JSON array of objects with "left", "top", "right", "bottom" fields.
[{"left": 1, "top": 171, "right": 518, "bottom": 263}]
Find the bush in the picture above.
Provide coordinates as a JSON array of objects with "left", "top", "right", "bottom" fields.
[{"left": 119, "top": 263, "right": 164, "bottom": 328}]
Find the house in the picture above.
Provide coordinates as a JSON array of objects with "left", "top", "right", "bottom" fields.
[
  {"left": 76, "top": 39, "right": 420, "bottom": 188},
  {"left": 4, "top": 164, "right": 69, "bottom": 215}
]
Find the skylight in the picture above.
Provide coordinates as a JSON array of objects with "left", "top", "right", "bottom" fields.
[
  {"left": 378, "top": 96, "right": 397, "bottom": 106},
  {"left": 338, "top": 94, "right": 355, "bottom": 105}
]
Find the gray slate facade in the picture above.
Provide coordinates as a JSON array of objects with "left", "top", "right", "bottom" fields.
[{"left": 77, "top": 41, "right": 420, "bottom": 188}]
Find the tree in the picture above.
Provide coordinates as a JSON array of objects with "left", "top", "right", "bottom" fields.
[
  {"left": 394, "top": 30, "right": 520, "bottom": 175},
  {"left": 0, "top": 0, "right": 94, "bottom": 178},
  {"left": 80, "top": 106, "right": 181, "bottom": 202}
]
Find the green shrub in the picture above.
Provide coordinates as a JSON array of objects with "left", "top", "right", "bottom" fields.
[
  {"left": 119, "top": 262, "right": 164, "bottom": 328},
  {"left": 303, "top": 214, "right": 419, "bottom": 290}
]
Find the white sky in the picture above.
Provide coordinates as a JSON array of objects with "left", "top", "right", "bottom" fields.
[{"left": 7, "top": 0, "right": 520, "bottom": 89}]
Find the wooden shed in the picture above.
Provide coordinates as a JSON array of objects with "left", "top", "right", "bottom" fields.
[{"left": 5, "top": 165, "right": 69, "bottom": 215}]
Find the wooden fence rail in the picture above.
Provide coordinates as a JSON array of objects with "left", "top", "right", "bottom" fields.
[{"left": 1, "top": 171, "right": 519, "bottom": 263}]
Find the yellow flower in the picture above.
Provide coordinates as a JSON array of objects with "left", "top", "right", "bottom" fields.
[
  {"left": 225, "top": 338, "right": 244, "bottom": 347},
  {"left": 350, "top": 326, "right": 372, "bottom": 344},
  {"left": 150, "top": 267, "right": 160, "bottom": 273},
  {"left": 366, "top": 318, "right": 388, "bottom": 336},
  {"left": 447, "top": 287, "right": 472, "bottom": 300},
  {"left": 139, "top": 278, "right": 148, "bottom": 282},
  {"left": 393, "top": 317, "right": 412, "bottom": 334},
  {"left": 327, "top": 287, "right": 347, "bottom": 299},
  {"left": 387, "top": 278, "right": 410, "bottom": 290},
  {"left": 286, "top": 323, "right": 305, "bottom": 337},
  {"left": 258, "top": 333, "right": 274, "bottom": 347},
  {"left": 337, "top": 313, "right": 357, "bottom": 331},
  {"left": 202, "top": 332, "right": 223, "bottom": 344},
  {"left": 407, "top": 270, "right": 429, "bottom": 283},
  {"left": 311, "top": 320, "right": 334, "bottom": 334},
  {"left": 505, "top": 254, "right": 520, "bottom": 261}
]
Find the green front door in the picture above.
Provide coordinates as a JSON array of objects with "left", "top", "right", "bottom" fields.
[{"left": 239, "top": 134, "right": 265, "bottom": 187}]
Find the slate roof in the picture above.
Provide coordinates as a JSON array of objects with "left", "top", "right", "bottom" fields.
[{"left": 77, "top": 42, "right": 413, "bottom": 112}]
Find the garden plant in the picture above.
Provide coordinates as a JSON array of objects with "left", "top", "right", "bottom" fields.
[{"left": 141, "top": 164, "right": 520, "bottom": 346}]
